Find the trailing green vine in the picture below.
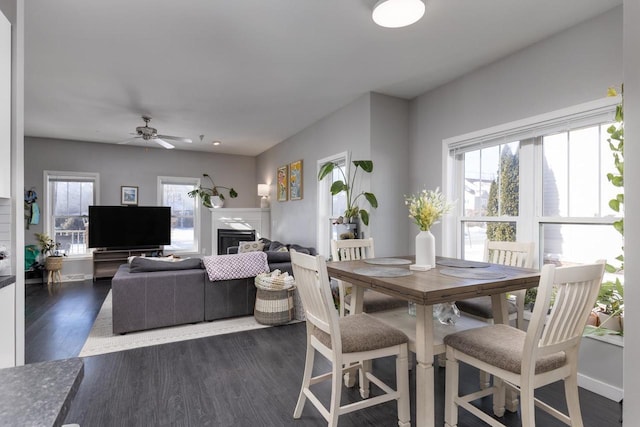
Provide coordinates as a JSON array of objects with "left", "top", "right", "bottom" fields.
[{"left": 586, "top": 86, "right": 624, "bottom": 336}]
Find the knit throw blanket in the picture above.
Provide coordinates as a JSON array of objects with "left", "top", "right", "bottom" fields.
[{"left": 202, "top": 252, "right": 269, "bottom": 281}]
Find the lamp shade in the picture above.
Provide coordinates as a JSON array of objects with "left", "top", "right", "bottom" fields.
[
  {"left": 257, "top": 184, "right": 270, "bottom": 197},
  {"left": 372, "top": 0, "right": 425, "bottom": 28}
]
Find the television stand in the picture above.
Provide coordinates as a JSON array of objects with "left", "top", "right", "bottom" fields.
[{"left": 92, "top": 247, "right": 163, "bottom": 281}]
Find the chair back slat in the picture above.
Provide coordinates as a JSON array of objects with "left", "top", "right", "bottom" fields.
[
  {"left": 525, "top": 261, "right": 604, "bottom": 359},
  {"left": 484, "top": 241, "right": 534, "bottom": 269},
  {"left": 291, "top": 251, "right": 340, "bottom": 340},
  {"left": 331, "top": 238, "right": 375, "bottom": 262}
]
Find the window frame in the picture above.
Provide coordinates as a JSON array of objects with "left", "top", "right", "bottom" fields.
[
  {"left": 443, "top": 97, "right": 622, "bottom": 267},
  {"left": 157, "top": 176, "right": 201, "bottom": 255},
  {"left": 43, "top": 170, "right": 100, "bottom": 259}
]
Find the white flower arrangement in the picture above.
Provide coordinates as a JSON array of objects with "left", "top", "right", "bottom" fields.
[{"left": 405, "top": 187, "right": 453, "bottom": 231}]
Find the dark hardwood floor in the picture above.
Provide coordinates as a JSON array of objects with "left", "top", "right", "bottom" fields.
[{"left": 25, "top": 281, "right": 622, "bottom": 426}]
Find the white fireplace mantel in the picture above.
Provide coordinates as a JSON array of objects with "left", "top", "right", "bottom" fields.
[{"left": 210, "top": 208, "right": 270, "bottom": 255}]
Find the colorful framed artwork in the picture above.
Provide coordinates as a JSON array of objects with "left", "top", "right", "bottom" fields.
[
  {"left": 121, "top": 186, "right": 139, "bottom": 206},
  {"left": 277, "top": 165, "right": 289, "bottom": 201},
  {"left": 289, "top": 159, "right": 303, "bottom": 201}
]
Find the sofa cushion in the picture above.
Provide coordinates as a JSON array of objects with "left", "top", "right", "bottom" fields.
[
  {"left": 237, "top": 241, "right": 265, "bottom": 253},
  {"left": 289, "top": 244, "right": 315, "bottom": 255},
  {"left": 268, "top": 241, "right": 288, "bottom": 252},
  {"left": 265, "top": 251, "right": 291, "bottom": 263},
  {"left": 129, "top": 257, "right": 203, "bottom": 273}
]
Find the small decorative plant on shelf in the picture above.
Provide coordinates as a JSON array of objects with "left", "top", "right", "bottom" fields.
[
  {"left": 317, "top": 159, "right": 378, "bottom": 226},
  {"left": 187, "top": 173, "right": 238, "bottom": 208},
  {"left": 586, "top": 85, "right": 624, "bottom": 336}
]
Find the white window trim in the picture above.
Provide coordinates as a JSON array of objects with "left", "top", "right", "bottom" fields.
[
  {"left": 157, "top": 176, "right": 201, "bottom": 255},
  {"left": 316, "top": 151, "right": 349, "bottom": 258},
  {"left": 43, "top": 170, "right": 100, "bottom": 259},
  {"left": 442, "top": 96, "right": 621, "bottom": 263}
]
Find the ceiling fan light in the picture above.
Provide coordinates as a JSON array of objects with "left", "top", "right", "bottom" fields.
[{"left": 372, "top": 0, "right": 425, "bottom": 28}]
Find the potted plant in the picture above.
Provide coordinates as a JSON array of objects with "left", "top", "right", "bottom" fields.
[
  {"left": 317, "top": 159, "right": 378, "bottom": 226},
  {"left": 35, "top": 232, "right": 64, "bottom": 272},
  {"left": 187, "top": 173, "right": 238, "bottom": 208}
]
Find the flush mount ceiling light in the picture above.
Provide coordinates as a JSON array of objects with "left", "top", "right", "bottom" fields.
[{"left": 372, "top": 0, "right": 425, "bottom": 28}]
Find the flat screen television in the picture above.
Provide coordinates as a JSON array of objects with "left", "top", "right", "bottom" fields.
[{"left": 88, "top": 206, "right": 171, "bottom": 249}]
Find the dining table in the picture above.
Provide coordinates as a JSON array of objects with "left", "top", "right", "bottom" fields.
[{"left": 326, "top": 255, "right": 540, "bottom": 427}]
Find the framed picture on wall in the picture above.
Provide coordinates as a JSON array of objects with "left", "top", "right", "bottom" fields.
[
  {"left": 289, "top": 159, "right": 303, "bottom": 201},
  {"left": 277, "top": 165, "right": 288, "bottom": 201},
  {"left": 121, "top": 186, "right": 139, "bottom": 206}
]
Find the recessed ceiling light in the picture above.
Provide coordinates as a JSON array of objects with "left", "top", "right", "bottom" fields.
[
  {"left": 372, "top": 0, "right": 425, "bottom": 28},
  {"left": 212, "top": 141, "right": 222, "bottom": 146}
]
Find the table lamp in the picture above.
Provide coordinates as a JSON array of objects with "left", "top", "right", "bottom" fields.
[{"left": 258, "top": 184, "right": 270, "bottom": 208}]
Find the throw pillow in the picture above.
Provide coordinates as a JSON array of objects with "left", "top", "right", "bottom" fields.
[
  {"left": 276, "top": 246, "right": 289, "bottom": 252},
  {"left": 238, "top": 241, "right": 265, "bottom": 253}
]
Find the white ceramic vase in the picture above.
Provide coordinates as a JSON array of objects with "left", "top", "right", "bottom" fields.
[
  {"left": 210, "top": 195, "right": 225, "bottom": 208},
  {"left": 415, "top": 230, "right": 436, "bottom": 267}
]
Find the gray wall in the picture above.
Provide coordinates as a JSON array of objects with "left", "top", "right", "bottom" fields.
[
  {"left": 24, "top": 137, "right": 258, "bottom": 274},
  {"left": 409, "top": 6, "right": 623, "bottom": 245},
  {"left": 370, "top": 93, "right": 411, "bottom": 256},
  {"left": 256, "top": 93, "right": 371, "bottom": 249}
]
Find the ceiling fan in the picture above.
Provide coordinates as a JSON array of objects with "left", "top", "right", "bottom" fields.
[{"left": 118, "top": 116, "right": 192, "bottom": 149}]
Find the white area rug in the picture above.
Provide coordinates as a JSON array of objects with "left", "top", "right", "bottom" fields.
[{"left": 79, "top": 291, "right": 271, "bottom": 357}]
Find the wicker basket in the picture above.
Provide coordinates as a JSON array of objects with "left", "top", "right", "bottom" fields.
[
  {"left": 254, "top": 287, "right": 295, "bottom": 325},
  {"left": 45, "top": 256, "right": 63, "bottom": 271}
]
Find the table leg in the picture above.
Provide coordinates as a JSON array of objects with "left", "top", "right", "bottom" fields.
[
  {"left": 491, "top": 293, "right": 519, "bottom": 412},
  {"left": 415, "top": 303, "right": 435, "bottom": 427},
  {"left": 344, "top": 285, "right": 365, "bottom": 388}
]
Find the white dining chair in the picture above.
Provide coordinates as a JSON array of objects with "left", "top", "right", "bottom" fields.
[
  {"left": 331, "top": 238, "right": 407, "bottom": 316},
  {"left": 455, "top": 240, "right": 536, "bottom": 394},
  {"left": 291, "top": 250, "right": 411, "bottom": 427},
  {"left": 455, "top": 240, "right": 535, "bottom": 331},
  {"left": 444, "top": 260, "right": 605, "bottom": 427}
]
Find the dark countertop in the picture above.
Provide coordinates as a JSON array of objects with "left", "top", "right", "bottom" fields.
[
  {"left": 0, "top": 358, "right": 84, "bottom": 427},
  {"left": 0, "top": 275, "right": 15, "bottom": 290}
]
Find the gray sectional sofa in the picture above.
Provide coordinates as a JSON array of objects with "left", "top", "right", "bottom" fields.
[{"left": 111, "top": 258, "right": 256, "bottom": 334}]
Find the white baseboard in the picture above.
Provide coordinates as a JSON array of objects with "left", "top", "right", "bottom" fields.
[
  {"left": 577, "top": 373, "right": 624, "bottom": 402},
  {"left": 61, "top": 273, "right": 92, "bottom": 282}
]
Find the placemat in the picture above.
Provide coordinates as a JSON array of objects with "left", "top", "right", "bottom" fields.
[
  {"left": 439, "top": 268, "right": 506, "bottom": 280},
  {"left": 353, "top": 267, "right": 413, "bottom": 278},
  {"left": 364, "top": 258, "right": 412, "bottom": 266},
  {"left": 436, "top": 258, "right": 490, "bottom": 268}
]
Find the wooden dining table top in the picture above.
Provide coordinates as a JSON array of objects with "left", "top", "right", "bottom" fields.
[{"left": 326, "top": 256, "right": 540, "bottom": 306}]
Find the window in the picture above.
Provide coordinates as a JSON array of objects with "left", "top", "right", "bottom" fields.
[
  {"left": 317, "top": 152, "right": 348, "bottom": 257},
  {"left": 446, "top": 98, "right": 623, "bottom": 276},
  {"left": 44, "top": 171, "right": 99, "bottom": 256},
  {"left": 158, "top": 176, "right": 200, "bottom": 253}
]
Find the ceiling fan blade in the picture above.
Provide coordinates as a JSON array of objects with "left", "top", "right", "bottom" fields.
[
  {"left": 153, "top": 138, "right": 175, "bottom": 149},
  {"left": 156, "top": 134, "right": 192, "bottom": 143},
  {"left": 118, "top": 137, "right": 142, "bottom": 145}
]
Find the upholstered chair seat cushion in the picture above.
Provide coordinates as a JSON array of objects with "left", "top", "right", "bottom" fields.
[
  {"left": 313, "top": 313, "right": 408, "bottom": 353},
  {"left": 344, "top": 290, "right": 408, "bottom": 313},
  {"left": 443, "top": 324, "right": 566, "bottom": 374},
  {"left": 455, "top": 296, "right": 517, "bottom": 319}
]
